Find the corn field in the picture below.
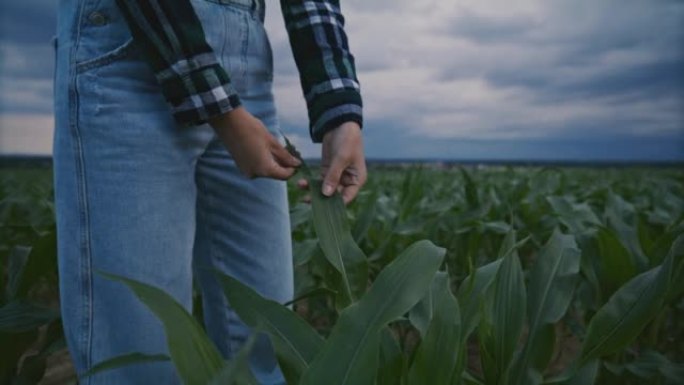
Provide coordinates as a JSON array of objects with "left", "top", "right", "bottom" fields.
[{"left": 1, "top": 162, "right": 683, "bottom": 384}]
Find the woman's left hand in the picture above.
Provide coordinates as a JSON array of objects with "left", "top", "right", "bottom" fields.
[{"left": 297, "top": 121, "right": 367, "bottom": 204}]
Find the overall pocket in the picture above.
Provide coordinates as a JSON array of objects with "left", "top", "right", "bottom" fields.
[
  {"left": 75, "top": 38, "right": 135, "bottom": 73},
  {"left": 74, "top": 2, "right": 136, "bottom": 73}
]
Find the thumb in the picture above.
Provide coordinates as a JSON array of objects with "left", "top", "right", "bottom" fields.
[{"left": 322, "top": 159, "right": 346, "bottom": 197}]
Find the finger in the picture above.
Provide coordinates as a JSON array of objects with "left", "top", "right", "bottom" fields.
[
  {"left": 297, "top": 178, "right": 309, "bottom": 191},
  {"left": 341, "top": 184, "right": 361, "bottom": 205},
  {"left": 340, "top": 171, "right": 360, "bottom": 187},
  {"left": 322, "top": 159, "right": 346, "bottom": 196},
  {"left": 272, "top": 142, "right": 301, "bottom": 168},
  {"left": 263, "top": 161, "right": 297, "bottom": 181}
]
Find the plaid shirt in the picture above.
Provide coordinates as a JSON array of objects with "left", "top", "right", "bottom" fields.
[{"left": 115, "top": 0, "right": 362, "bottom": 142}]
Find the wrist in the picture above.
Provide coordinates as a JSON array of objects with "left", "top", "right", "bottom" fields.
[
  {"left": 323, "top": 121, "right": 362, "bottom": 142},
  {"left": 209, "top": 107, "right": 251, "bottom": 138}
]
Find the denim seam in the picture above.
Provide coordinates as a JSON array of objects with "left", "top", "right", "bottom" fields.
[
  {"left": 219, "top": 3, "right": 228, "bottom": 68},
  {"left": 71, "top": 0, "right": 95, "bottom": 379},
  {"left": 197, "top": 169, "right": 235, "bottom": 358},
  {"left": 240, "top": 12, "right": 249, "bottom": 80},
  {"left": 75, "top": 38, "right": 135, "bottom": 73}
]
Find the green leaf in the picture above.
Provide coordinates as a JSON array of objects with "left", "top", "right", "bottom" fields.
[
  {"left": 527, "top": 231, "right": 581, "bottom": 325},
  {"left": 13, "top": 353, "right": 47, "bottom": 385},
  {"left": 580, "top": 250, "right": 674, "bottom": 364},
  {"left": 665, "top": 234, "right": 684, "bottom": 302},
  {"left": 595, "top": 226, "right": 637, "bottom": 295},
  {"left": 352, "top": 189, "right": 378, "bottom": 244},
  {"left": 547, "top": 196, "right": 601, "bottom": 235},
  {"left": 460, "top": 167, "right": 479, "bottom": 207},
  {"left": 283, "top": 135, "right": 312, "bottom": 178},
  {"left": 511, "top": 230, "right": 581, "bottom": 385},
  {"left": 208, "top": 332, "right": 259, "bottom": 385},
  {"left": 604, "top": 192, "right": 648, "bottom": 270},
  {"left": 458, "top": 259, "right": 502, "bottom": 339},
  {"left": 458, "top": 231, "right": 526, "bottom": 340},
  {"left": 99, "top": 272, "right": 224, "bottom": 385},
  {"left": 81, "top": 353, "right": 170, "bottom": 379},
  {"left": 292, "top": 239, "right": 319, "bottom": 267},
  {"left": 299, "top": 240, "right": 445, "bottom": 385},
  {"left": 6, "top": 246, "right": 31, "bottom": 302},
  {"left": 16, "top": 231, "right": 58, "bottom": 299},
  {"left": 528, "top": 324, "right": 556, "bottom": 373},
  {"left": 376, "top": 327, "right": 405, "bottom": 385},
  {"left": 310, "top": 180, "right": 369, "bottom": 307},
  {"left": 0, "top": 301, "right": 59, "bottom": 333},
  {"left": 0, "top": 330, "right": 38, "bottom": 384},
  {"left": 408, "top": 272, "right": 441, "bottom": 338},
  {"left": 479, "top": 231, "right": 526, "bottom": 385},
  {"left": 407, "top": 272, "right": 462, "bottom": 385},
  {"left": 621, "top": 350, "right": 684, "bottom": 383},
  {"left": 215, "top": 273, "right": 323, "bottom": 385},
  {"left": 545, "top": 360, "right": 600, "bottom": 385}
]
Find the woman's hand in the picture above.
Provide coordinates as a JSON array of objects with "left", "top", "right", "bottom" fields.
[
  {"left": 298, "top": 121, "right": 367, "bottom": 204},
  {"left": 210, "top": 107, "right": 300, "bottom": 180}
]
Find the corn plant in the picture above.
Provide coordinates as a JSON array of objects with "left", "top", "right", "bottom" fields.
[
  {"left": 85, "top": 146, "right": 683, "bottom": 384},
  {"left": 5, "top": 161, "right": 680, "bottom": 384},
  {"left": 0, "top": 169, "right": 64, "bottom": 385}
]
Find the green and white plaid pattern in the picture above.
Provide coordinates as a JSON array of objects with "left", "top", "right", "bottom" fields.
[
  {"left": 116, "top": 0, "right": 241, "bottom": 126},
  {"left": 115, "top": 0, "right": 362, "bottom": 141},
  {"left": 281, "top": 0, "right": 363, "bottom": 141}
]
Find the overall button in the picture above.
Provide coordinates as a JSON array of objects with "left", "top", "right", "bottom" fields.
[{"left": 88, "top": 12, "right": 108, "bottom": 26}]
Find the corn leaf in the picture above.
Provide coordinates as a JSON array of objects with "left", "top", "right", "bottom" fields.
[
  {"left": 458, "top": 259, "right": 502, "bottom": 339},
  {"left": 408, "top": 271, "right": 443, "bottom": 338},
  {"left": 458, "top": 231, "right": 525, "bottom": 340},
  {"left": 81, "top": 353, "right": 170, "bottom": 379},
  {"left": 376, "top": 327, "right": 405, "bottom": 385},
  {"left": 545, "top": 360, "right": 600, "bottom": 385},
  {"left": 5, "top": 246, "right": 31, "bottom": 302},
  {"left": 299, "top": 240, "right": 445, "bottom": 385},
  {"left": 215, "top": 272, "right": 323, "bottom": 385},
  {"left": 665, "top": 234, "right": 684, "bottom": 302},
  {"left": 0, "top": 300, "right": 59, "bottom": 333},
  {"left": 100, "top": 273, "right": 224, "bottom": 385},
  {"left": 310, "top": 180, "right": 369, "bottom": 307},
  {"left": 407, "top": 271, "right": 462, "bottom": 385},
  {"left": 479, "top": 231, "right": 527, "bottom": 384},
  {"left": 604, "top": 193, "right": 647, "bottom": 269},
  {"left": 595, "top": 226, "right": 637, "bottom": 296},
  {"left": 547, "top": 196, "right": 601, "bottom": 235},
  {"left": 510, "top": 230, "right": 581, "bottom": 385},
  {"left": 207, "top": 333, "right": 259, "bottom": 385},
  {"left": 580, "top": 249, "right": 674, "bottom": 364},
  {"left": 16, "top": 231, "right": 58, "bottom": 300}
]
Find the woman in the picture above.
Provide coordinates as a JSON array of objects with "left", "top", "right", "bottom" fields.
[{"left": 53, "top": 0, "right": 365, "bottom": 383}]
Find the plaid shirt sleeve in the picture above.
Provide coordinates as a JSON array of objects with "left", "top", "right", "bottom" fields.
[
  {"left": 115, "top": 0, "right": 241, "bottom": 126},
  {"left": 281, "top": 0, "right": 363, "bottom": 143}
]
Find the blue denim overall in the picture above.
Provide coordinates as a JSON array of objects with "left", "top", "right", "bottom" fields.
[{"left": 53, "top": 0, "right": 290, "bottom": 383}]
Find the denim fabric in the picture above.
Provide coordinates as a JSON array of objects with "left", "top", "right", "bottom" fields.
[{"left": 53, "top": 1, "right": 291, "bottom": 384}]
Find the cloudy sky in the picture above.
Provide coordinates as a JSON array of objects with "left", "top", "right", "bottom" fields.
[{"left": 1, "top": 0, "right": 683, "bottom": 161}]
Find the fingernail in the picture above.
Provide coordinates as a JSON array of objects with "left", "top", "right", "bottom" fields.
[{"left": 323, "top": 183, "right": 334, "bottom": 196}]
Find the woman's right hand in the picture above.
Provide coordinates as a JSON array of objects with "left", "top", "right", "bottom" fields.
[{"left": 210, "top": 107, "right": 300, "bottom": 180}]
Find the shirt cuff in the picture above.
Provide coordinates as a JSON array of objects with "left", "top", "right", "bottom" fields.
[
  {"left": 309, "top": 89, "right": 363, "bottom": 143},
  {"left": 157, "top": 63, "right": 241, "bottom": 127}
]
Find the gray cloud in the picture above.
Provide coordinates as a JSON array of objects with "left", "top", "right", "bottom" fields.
[
  {"left": 448, "top": 11, "right": 537, "bottom": 43},
  {"left": 1, "top": 0, "right": 682, "bottom": 159},
  {"left": 0, "top": 0, "right": 57, "bottom": 46}
]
